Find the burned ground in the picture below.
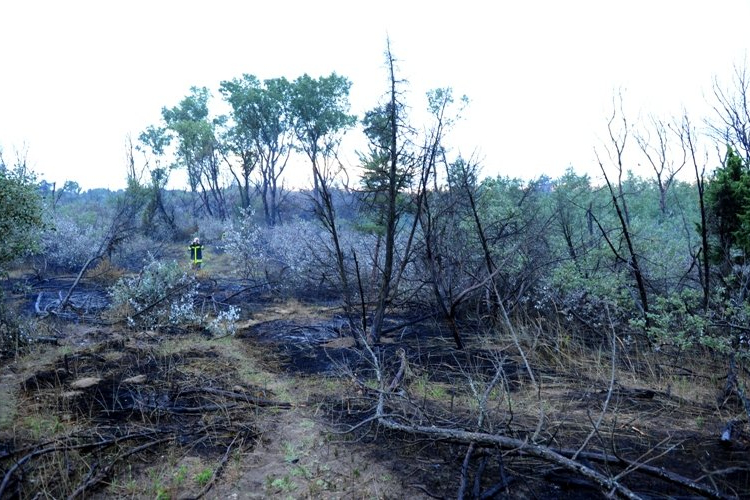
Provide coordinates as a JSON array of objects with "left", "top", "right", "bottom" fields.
[{"left": 1, "top": 275, "right": 750, "bottom": 499}]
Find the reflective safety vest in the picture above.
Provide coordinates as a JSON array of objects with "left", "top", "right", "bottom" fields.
[{"left": 189, "top": 243, "right": 204, "bottom": 264}]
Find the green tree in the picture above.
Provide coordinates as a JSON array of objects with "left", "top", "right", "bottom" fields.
[
  {"left": 706, "top": 146, "right": 750, "bottom": 269},
  {"left": 290, "top": 72, "right": 356, "bottom": 198},
  {"left": 162, "top": 86, "right": 226, "bottom": 219},
  {"left": 0, "top": 153, "right": 44, "bottom": 269},
  {"left": 219, "top": 75, "right": 293, "bottom": 226},
  {"left": 218, "top": 75, "right": 263, "bottom": 211},
  {"left": 136, "top": 126, "right": 176, "bottom": 235},
  {"left": 284, "top": 73, "right": 357, "bottom": 331}
]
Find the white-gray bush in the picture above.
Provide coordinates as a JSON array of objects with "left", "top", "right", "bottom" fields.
[
  {"left": 208, "top": 305, "right": 240, "bottom": 337},
  {"left": 41, "top": 214, "right": 104, "bottom": 271},
  {"left": 107, "top": 257, "right": 202, "bottom": 329},
  {"left": 221, "top": 212, "right": 380, "bottom": 296},
  {"left": 222, "top": 216, "right": 328, "bottom": 292}
]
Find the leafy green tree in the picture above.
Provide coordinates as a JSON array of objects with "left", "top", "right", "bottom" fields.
[
  {"left": 0, "top": 150, "right": 45, "bottom": 354},
  {"left": 290, "top": 72, "right": 356, "bottom": 197},
  {"left": 218, "top": 75, "right": 263, "bottom": 211},
  {"left": 219, "top": 75, "right": 293, "bottom": 226},
  {"left": 0, "top": 154, "right": 44, "bottom": 269},
  {"left": 706, "top": 146, "right": 750, "bottom": 268},
  {"left": 283, "top": 73, "right": 357, "bottom": 329},
  {"left": 137, "top": 126, "right": 176, "bottom": 235},
  {"left": 162, "top": 86, "right": 226, "bottom": 219}
]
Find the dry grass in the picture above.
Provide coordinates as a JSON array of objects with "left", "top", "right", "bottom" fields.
[{"left": 87, "top": 258, "right": 126, "bottom": 286}]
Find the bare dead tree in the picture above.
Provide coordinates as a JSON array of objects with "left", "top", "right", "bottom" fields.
[
  {"left": 708, "top": 61, "right": 750, "bottom": 164},
  {"left": 309, "top": 156, "right": 360, "bottom": 338},
  {"left": 596, "top": 96, "right": 650, "bottom": 325},
  {"left": 634, "top": 115, "right": 686, "bottom": 215},
  {"left": 414, "top": 88, "right": 468, "bottom": 348},
  {"left": 55, "top": 144, "right": 146, "bottom": 313},
  {"left": 679, "top": 112, "right": 711, "bottom": 311}
]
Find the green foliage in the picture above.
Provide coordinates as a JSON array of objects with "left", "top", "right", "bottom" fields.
[
  {"left": 0, "top": 157, "right": 45, "bottom": 355},
  {"left": 220, "top": 75, "right": 293, "bottom": 144},
  {"left": 219, "top": 75, "right": 294, "bottom": 225},
  {"left": 291, "top": 72, "right": 356, "bottom": 158},
  {"left": 641, "top": 290, "right": 708, "bottom": 350},
  {"left": 0, "top": 166, "right": 44, "bottom": 269},
  {"left": 193, "top": 468, "right": 212, "bottom": 487},
  {"left": 706, "top": 146, "right": 750, "bottom": 266}
]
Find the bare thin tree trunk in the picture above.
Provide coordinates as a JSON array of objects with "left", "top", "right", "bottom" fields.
[
  {"left": 369, "top": 40, "right": 399, "bottom": 344},
  {"left": 682, "top": 114, "right": 710, "bottom": 311}
]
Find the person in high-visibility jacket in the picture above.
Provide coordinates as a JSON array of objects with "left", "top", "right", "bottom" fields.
[{"left": 189, "top": 237, "right": 204, "bottom": 269}]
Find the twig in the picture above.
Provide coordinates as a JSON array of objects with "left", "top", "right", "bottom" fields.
[
  {"left": 555, "top": 447, "right": 731, "bottom": 500},
  {"left": 68, "top": 437, "right": 173, "bottom": 499},
  {"left": 376, "top": 416, "right": 643, "bottom": 499},
  {"left": 185, "top": 433, "right": 243, "bottom": 500},
  {"left": 127, "top": 282, "right": 192, "bottom": 322},
  {"left": 376, "top": 348, "right": 639, "bottom": 499},
  {"left": 574, "top": 304, "right": 617, "bottom": 460},
  {"left": 493, "top": 283, "right": 544, "bottom": 442},
  {"left": 0, "top": 430, "right": 164, "bottom": 497},
  {"left": 457, "top": 442, "right": 475, "bottom": 499}
]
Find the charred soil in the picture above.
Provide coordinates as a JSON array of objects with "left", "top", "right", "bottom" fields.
[{"left": 1, "top": 275, "right": 749, "bottom": 499}]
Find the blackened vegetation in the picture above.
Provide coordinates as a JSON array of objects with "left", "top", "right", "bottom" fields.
[
  {"left": 241, "top": 304, "right": 750, "bottom": 497},
  {"left": 324, "top": 357, "right": 750, "bottom": 499},
  {"left": 0, "top": 343, "right": 289, "bottom": 499},
  {"left": 4, "top": 277, "right": 750, "bottom": 499}
]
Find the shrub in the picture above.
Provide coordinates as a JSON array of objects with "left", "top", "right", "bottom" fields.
[
  {"left": 222, "top": 213, "right": 381, "bottom": 298},
  {"left": 40, "top": 214, "right": 103, "bottom": 271},
  {"left": 0, "top": 299, "right": 26, "bottom": 357},
  {"left": 87, "top": 258, "right": 126, "bottom": 286},
  {"left": 107, "top": 257, "right": 202, "bottom": 330},
  {"left": 207, "top": 305, "right": 240, "bottom": 337},
  {"left": 0, "top": 166, "right": 45, "bottom": 269},
  {"left": 109, "top": 233, "right": 169, "bottom": 271},
  {"left": 221, "top": 215, "right": 326, "bottom": 291}
]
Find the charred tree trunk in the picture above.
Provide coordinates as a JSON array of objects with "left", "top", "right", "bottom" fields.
[{"left": 370, "top": 41, "right": 399, "bottom": 344}]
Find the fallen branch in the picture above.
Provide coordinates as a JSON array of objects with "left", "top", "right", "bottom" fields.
[
  {"left": 553, "top": 448, "right": 731, "bottom": 499},
  {"left": 127, "top": 282, "right": 192, "bottom": 322},
  {"left": 377, "top": 415, "right": 642, "bottom": 499},
  {"left": 360, "top": 343, "right": 732, "bottom": 500},
  {"left": 0, "top": 430, "right": 165, "bottom": 497},
  {"left": 57, "top": 255, "right": 102, "bottom": 313},
  {"left": 68, "top": 437, "right": 172, "bottom": 499}
]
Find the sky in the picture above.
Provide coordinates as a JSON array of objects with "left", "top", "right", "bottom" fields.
[{"left": 1, "top": 0, "right": 749, "bottom": 190}]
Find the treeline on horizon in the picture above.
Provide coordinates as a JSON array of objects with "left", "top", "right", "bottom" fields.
[{"left": 3, "top": 48, "right": 750, "bottom": 360}]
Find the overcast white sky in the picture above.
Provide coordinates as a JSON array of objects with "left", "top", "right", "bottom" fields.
[{"left": 1, "top": 0, "right": 748, "bottom": 190}]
